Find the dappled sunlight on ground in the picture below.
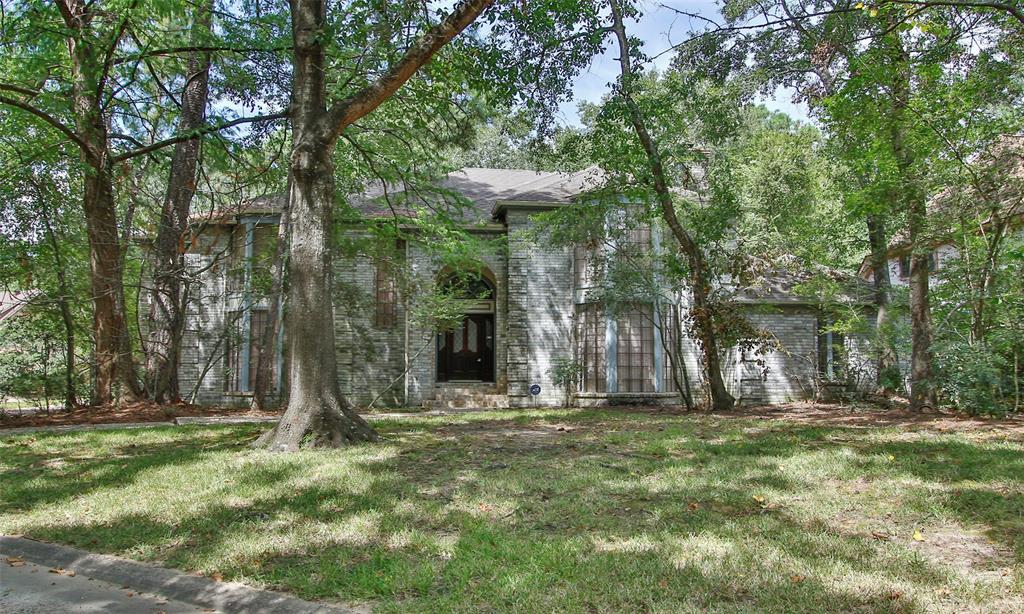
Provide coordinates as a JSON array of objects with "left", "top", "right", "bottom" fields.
[{"left": 2, "top": 406, "right": 1022, "bottom": 612}]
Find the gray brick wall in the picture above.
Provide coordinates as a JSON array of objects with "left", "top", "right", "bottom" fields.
[
  {"left": 333, "top": 245, "right": 407, "bottom": 407},
  {"left": 506, "top": 210, "right": 575, "bottom": 406},
  {"left": 178, "top": 220, "right": 873, "bottom": 409},
  {"left": 742, "top": 309, "right": 819, "bottom": 403}
]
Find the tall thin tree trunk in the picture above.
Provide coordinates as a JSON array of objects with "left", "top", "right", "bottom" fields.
[
  {"left": 888, "top": 35, "right": 935, "bottom": 412},
  {"left": 41, "top": 200, "right": 79, "bottom": 409},
  {"left": 971, "top": 216, "right": 1008, "bottom": 346},
  {"left": 66, "top": 1, "right": 139, "bottom": 405},
  {"left": 146, "top": 0, "right": 214, "bottom": 402},
  {"left": 250, "top": 202, "right": 290, "bottom": 411},
  {"left": 609, "top": 0, "right": 733, "bottom": 411},
  {"left": 866, "top": 213, "right": 898, "bottom": 392}
]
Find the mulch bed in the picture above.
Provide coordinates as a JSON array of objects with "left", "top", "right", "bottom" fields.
[{"left": 0, "top": 401, "right": 282, "bottom": 429}]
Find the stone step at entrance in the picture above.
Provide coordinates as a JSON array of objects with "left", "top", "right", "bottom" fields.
[{"left": 423, "top": 384, "right": 509, "bottom": 409}]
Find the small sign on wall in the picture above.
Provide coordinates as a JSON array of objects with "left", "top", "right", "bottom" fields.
[{"left": 529, "top": 384, "right": 542, "bottom": 396}]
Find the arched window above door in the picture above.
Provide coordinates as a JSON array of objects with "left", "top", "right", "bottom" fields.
[{"left": 439, "top": 272, "right": 495, "bottom": 301}]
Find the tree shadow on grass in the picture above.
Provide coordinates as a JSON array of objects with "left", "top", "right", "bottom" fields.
[
  {"left": 5, "top": 415, "right": 1023, "bottom": 611},
  {"left": 0, "top": 425, "right": 263, "bottom": 512}
]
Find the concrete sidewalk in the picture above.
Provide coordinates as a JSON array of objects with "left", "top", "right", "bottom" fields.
[{"left": 0, "top": 536, "right": 360, "bottom": 613}]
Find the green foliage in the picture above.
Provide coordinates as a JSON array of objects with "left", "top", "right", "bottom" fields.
[
  {"left": 0, "top": 306, "right": 76, "bottom": 406},
  {"left": 934, "top": 341, "right": 1011, "bottom": 417},
  {"left": 3, "top": 412, "right": 1022, "bottom": 609},
  {"left": 548, "top": 358, "right": 583, "bottom": 407},
  {"left": 931, "top": 234, "right": 1024, "bottom": 415}
]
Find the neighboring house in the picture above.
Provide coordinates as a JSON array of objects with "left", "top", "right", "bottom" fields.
[
  {"left": 858, "top": 243, "right": 960, "bottom": 288},
  {"left": 0, "top": 289, "right": 38, "bottom": 324},
  {"left": 858, "top": 135, "right": 1024, "bottom": 286},
  {"left": 178, "top": 168, "right": 873, "bottom": 409}
]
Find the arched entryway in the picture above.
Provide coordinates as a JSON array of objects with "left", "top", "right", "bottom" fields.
[{"left": 436, "top": 271, "right": 496, "bottom": 383}]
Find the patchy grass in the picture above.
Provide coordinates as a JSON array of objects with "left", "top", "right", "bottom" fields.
[{"left": 2, "top": 408, "right": 1022, "bottom": 612}]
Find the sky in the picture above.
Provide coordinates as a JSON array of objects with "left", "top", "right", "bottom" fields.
[{"left": 557, "top": 0, "right": 810, "bottom": 126}]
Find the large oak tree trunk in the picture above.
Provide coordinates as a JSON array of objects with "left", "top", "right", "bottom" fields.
[
  {"left": 609, "top": 0, "right": 733, "bottom": 411},
  {"left": 255, "top": 143, "right": 377, "bottom": 449},
  {"left": 66, "top": 0, "right": 140, "bottom": 405},
  {"left": 258, "top": 0, "right": 493, "bottom": 449},
  {"left": 256, "top": 0, "right": 377, "bottom": 449},
  {"left": 866, "top": 214, "right": 898, "bottom": 391},
  {"left": 146, "top": 0, "right": 214, "bottom": 402},
  {"left": 82, "top": 161, "right": 136, "bottom": 404}
]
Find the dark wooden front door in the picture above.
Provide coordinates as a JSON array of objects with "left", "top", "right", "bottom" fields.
[{"left": 437, "top": 314, "right": 494, "bottom": 382}]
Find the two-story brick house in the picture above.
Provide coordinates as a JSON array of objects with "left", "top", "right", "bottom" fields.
[{"left": 178, "top": 167, "right": 872, "bottom": 409}]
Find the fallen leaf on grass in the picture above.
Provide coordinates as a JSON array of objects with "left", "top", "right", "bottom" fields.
[
  {"left": 687, "top": 502, "right": 700, "bottom": 511},
  {"left": 871, "top": 530, "right": 891, "bottom": 541},
  {"left": 912, "top": 529, "right": 925, "bottom": 542},
  {"left": 790, "top": 574, "right": 805, "bottom": 583}
]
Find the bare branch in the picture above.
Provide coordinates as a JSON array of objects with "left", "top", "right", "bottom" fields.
[
  {"left": 113, "top": 45, "right": 292, "bottom": 65},
  {"left": 112, "top": 110, "right": 288, "bottom": 162}
]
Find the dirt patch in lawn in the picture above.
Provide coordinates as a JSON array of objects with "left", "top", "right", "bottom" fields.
[
  {"left": 0, "top": 400, "right": 282, "bottom": 429},
  {"left": 429, "top": 420, "right": 581, "bottom": 450},
  {"left": 614, "top": 402, "right": 1024, "bottom": 436},
  {"left": 723, "top": 402, "right": 1024, "bottom": 435}
]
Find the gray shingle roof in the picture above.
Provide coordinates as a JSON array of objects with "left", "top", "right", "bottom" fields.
[
  {"left": 352, "top": 167, "right": 601, "bottom": 223},
  {"left": 194, "top": 168, "right": 602, "bottom": 225}
]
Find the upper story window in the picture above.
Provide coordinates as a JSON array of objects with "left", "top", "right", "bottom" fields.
[
  {"left": 574, "top": 243, "right": 599, "bottom": 289},
  {"left": 898, "top": 251, "right": 938, "bottom": 278},
  {"left": 622, "top": 225, "right": 652, "bottom": 255},
  {"left": 228, "top": 221, "right": 279, "bottom": 295},
  {"left": 897, "top": 250, "right": 937, "bottom": 276},
  {"left": 374, "top": 258, "right": 398, "bottom": 328}
]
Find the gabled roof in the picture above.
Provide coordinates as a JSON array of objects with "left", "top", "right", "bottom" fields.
[
  {"left": 351, "top": 167, "right": 601, "bottom": 223},
  {"left": 0, "top": 290, "right": 39, "bottom": 324},
  {"left": 859, "top": 134, "right": 1024, "bottom": 278},
  {"left": 193, "top": 167, "right": 602, "bottom": 226}
]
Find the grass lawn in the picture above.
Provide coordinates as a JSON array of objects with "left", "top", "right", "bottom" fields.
[{"left": 2, "top": 407, "right": 1022, "bottom": 612}]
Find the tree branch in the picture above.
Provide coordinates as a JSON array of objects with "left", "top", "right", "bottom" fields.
[
  {"left": 97, "top": 0, "right": 139, "bottom": 101},
  {"left": 113, "top": 45, "right": 292, "bottom": 65},
  {"left": 323, "top": 0, "right": 495, "bottom": 138},
  {"left": 112, "top": 110, "right": 288, "bottom": 162},
  {"left": 0, "top": 93, "right": 88, "bottom": 152},
  {"left": 884, "top": 0, "right": 1024, "bottom": 27}
]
